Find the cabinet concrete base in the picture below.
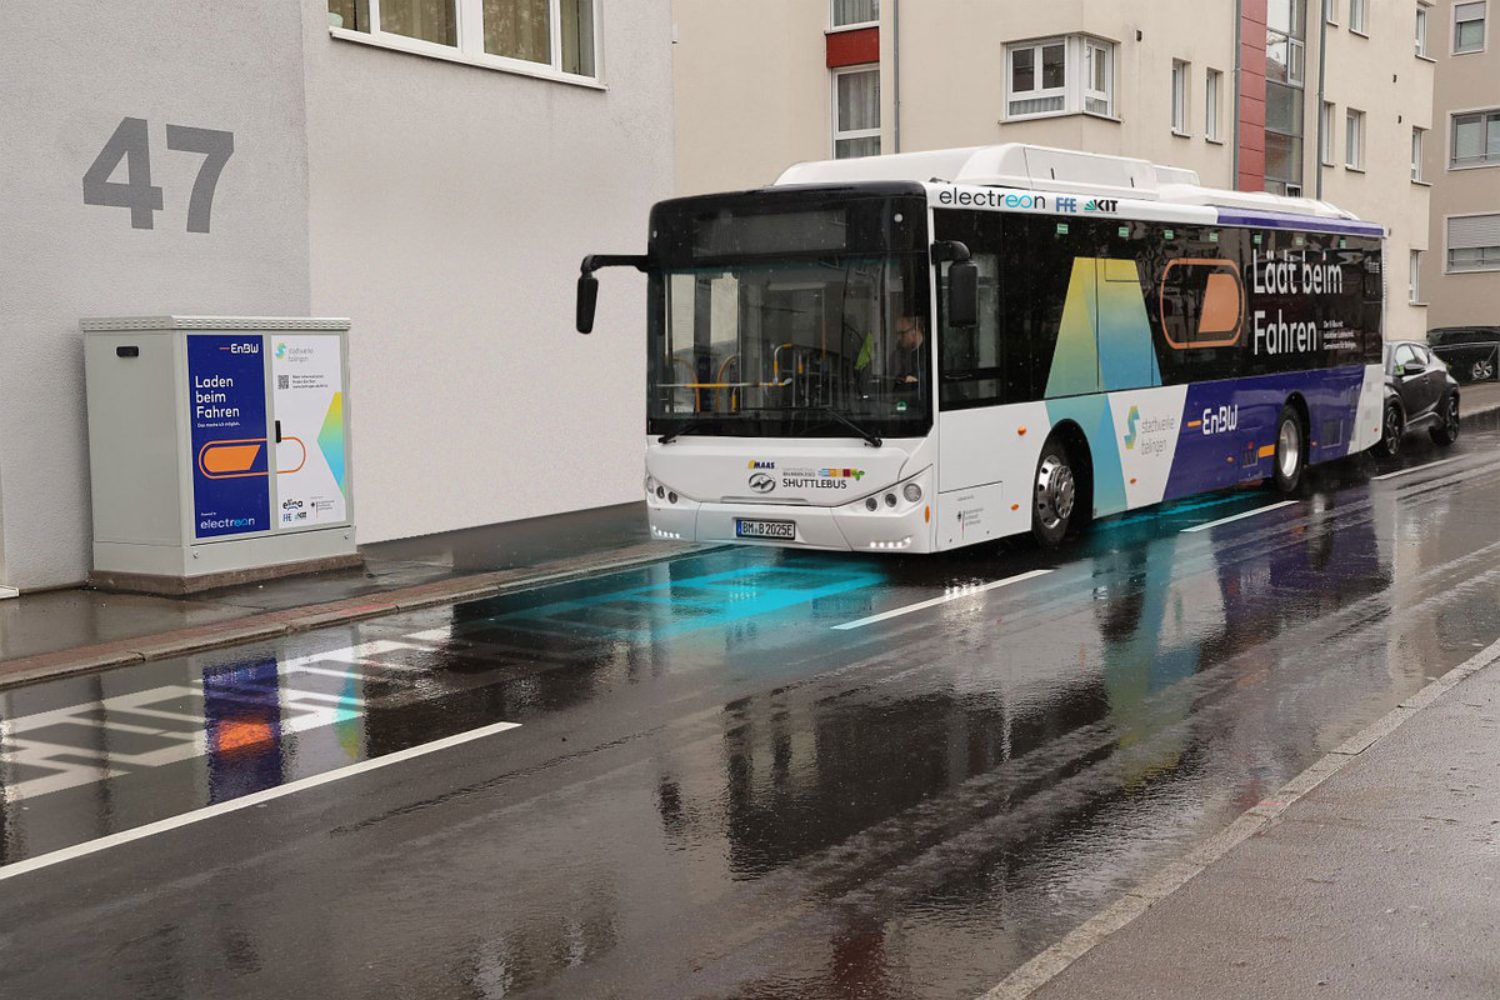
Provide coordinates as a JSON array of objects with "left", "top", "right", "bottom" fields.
[
  {"left": 90, "top": 551, "right": 364, "bottom": 596},
  {"left": 91, "top": 527, "right": 360, "bottom": 595}
]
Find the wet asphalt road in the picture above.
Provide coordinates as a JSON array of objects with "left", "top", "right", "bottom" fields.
[{"left": 5, "top": 422, "right": 1500, "bottom": 999}]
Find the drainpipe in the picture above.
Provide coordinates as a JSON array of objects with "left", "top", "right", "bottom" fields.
[
  {"left": 892, "top": 0, "right": 902, "bottom": 153},
  {"left": 1315, "top": 9, "right": 1328, "bottom": 199},
  {"left": 1232, "top": 0, "right": 1242, "bottom": 187}
]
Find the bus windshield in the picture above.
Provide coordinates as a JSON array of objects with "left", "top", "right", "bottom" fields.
[{"left": 649, "top": 254, "right": 931, "bottom": 439}]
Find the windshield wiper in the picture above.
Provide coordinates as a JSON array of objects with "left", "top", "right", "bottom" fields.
[
  {"left": 812, "top": 406, "right": 882, "bottom": 448},
  {"left": 658, "top": 417, "right": 718, "bottom": 445}
]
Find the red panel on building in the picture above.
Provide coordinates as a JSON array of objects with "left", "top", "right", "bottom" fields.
[
  {"left": 1236, "top": 0, "right": 1269, "bottom": 192},
  {"left": 827, "top": 27, "right": 879, "bottom": 68}
]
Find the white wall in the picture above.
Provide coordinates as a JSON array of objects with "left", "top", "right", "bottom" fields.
[
  {"left": 302, "top": 0, "right": 674, "bottom": 544},
  {"left": 0, "top": 2, "right": 312, "bottom": 589}
]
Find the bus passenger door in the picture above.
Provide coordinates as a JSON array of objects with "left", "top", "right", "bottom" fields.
[{"left": 933, "top": 210, "right": 1021, "bottom": 547}]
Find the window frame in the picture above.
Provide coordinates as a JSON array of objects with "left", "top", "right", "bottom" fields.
[
  {"left": 1449, "top": 108, "right": 1500, "bottom": 169},
  {"left": 1206, "top": 68, "right": 1223, "bottom": 141},
  {"left": 1445, "top": 212, "right": 1500, "bottom": 273},
  {"left": 831, "top": 64, "right": 882, "bottom": 159},
  {"left": 1171, "top": 59, "right": 1190, "bottom": 135},
  {"left": 1409, "top": 249, "right": 1424, "bottom": 303},
  {"left": 829, "top": 0, "right": 879, "bottom": 31},
  {"left": 1345, "top": 108, "right": 1365, "bottom": 169},
  {"left": 1005, "top": 37, "right": 1071, "bottom": 120},
  {"left": 328, "top": 0, "right": 605, "bottom": 86},
  {"left": 1083, "top": 39, "right": 1115, "bottom": 117},
  {"left": 1454, "top": 0, "right": 1488, "bottom": 53},
  {"left": 1324, "top": 0, "right": 1338, "bottom": 23},
  {"left": 1320, "top": 101, "right": 1337, "bottom": 165},
  {"left": 1416, "top": 4, "right": 1430, "bottom": 56},
  {"left": 1003, "top": 35, "right": 1117, "bottom": 121},
  {"left": 1349, "top": 0, "right": 1368, "bottom": 35},
  {"left": 1412, "top": 126, "right": 1427, "bottom": 181}
]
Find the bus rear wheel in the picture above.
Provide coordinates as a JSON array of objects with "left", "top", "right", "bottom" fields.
[
  {"left": 1032, "top": 441, "right": 1078, "bottom": 548},
  {"left": 1271, "top": 404, "right": 1306, "bottom": 493}
]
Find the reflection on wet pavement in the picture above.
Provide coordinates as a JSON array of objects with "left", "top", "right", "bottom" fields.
[{"left": 3, "top": 433, "right": 1500, "bottom": 999}]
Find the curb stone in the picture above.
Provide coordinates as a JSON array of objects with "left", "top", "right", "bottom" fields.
[{"left": 0, "top": 542, "right": 720, "bottom": 691}]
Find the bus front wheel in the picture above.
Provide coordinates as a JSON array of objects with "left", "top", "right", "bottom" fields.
[
  {"left": 1271, "top": 404, "right": 1306, "bottom": 493},
  {"left": 1032, "top": 442, "right": 1078, "bottom": 548}
]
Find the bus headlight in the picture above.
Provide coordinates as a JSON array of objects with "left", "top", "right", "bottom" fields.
[{"left": 903, "top": 483, "right": 923, "bottom": 503}]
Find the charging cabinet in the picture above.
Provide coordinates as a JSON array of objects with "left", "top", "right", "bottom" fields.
[{"left": 82, "top": 316, "right": 357, "bottom": 592}]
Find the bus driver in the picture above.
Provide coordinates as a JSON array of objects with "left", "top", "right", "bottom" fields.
[{"left": 888, "top": 315, "right": 927, "bottom": 387}]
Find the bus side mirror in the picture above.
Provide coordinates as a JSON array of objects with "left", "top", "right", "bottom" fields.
[
  {"left": 948, "top": 260, "right": 979, "bottom": 328},
  {"left": 576, "top": 273, "right": 600, "bottom": 334}
]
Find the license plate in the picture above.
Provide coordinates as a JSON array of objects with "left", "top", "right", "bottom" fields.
[{"left": 735, "top": 518, "right": 796, "bottom": 540}]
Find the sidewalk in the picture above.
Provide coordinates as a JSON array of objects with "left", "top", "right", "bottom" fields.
[
  {"left": 995, "top": 641, "right": 1500, "bottom": 1000},
  {"left": 0, "top": 502, "right": 708, "bottom": 689}
]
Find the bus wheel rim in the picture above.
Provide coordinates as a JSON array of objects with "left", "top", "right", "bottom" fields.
[
  {"left": 1278, "top": 419, "right": 1300, "bottom": 479},
  {"left": 1036, "top": 455, "right": 1075, "bottom": 530}
]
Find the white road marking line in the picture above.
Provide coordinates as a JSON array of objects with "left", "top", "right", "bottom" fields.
[
  {"left": 831, "top": 569, "right": 1052, "bottom": 631},
  {"left": 1371, "top": 457, "right": 1459, "bottom": 481},
  {"left": 1180, "top": 500, "right": 1298, "bottom": 534},
  {"left": 0, "top": 719, "right": 521, "bottom": 884}
]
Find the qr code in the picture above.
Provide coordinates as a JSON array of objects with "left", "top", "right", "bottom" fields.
[{"left": 277, "top": 375, "right": 289, "bottom": 390}]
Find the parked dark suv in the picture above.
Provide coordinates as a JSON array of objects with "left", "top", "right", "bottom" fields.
[
  {"left": 1378, "top": 341, "right": 1461, "bottom": 458},
  {"left": 1428, "top": 326, "right": 1500, "bottom": 384}
]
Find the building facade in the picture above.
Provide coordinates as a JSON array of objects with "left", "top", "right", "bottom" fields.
[
  {"left": 0, "top": 0, "right": 672, "bottom": 591},
  {"left": 1422, "top": 0, "right": 1499, "bottom": 331},
  {"left": 673, "top": 0, "right": 1432, "bottom": 337}
]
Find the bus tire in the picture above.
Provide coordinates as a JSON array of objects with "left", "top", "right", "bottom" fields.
[
  {"left": 1271, "top": 404, "right": 1305, "bottom": 493},
  {"left": 1032, "top": 438, "right": 1079, "bottom": 548}
]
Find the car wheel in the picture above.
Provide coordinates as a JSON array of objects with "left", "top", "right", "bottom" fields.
[
  {"left": 1378, "top": 402, "right": 1404, "bottom": 459},
  {"left": 1032, "top": 440, "right": 1077, "bottom": 548},
  {"left": 1472, "top": 359, "right": 1494, "bottom": 383},
  {"left": 1271, "top": 404, "right": 1305, "bottom": 493},
  {"left": 1431, "top": 394, "right": 1460, "bottom": 446}
]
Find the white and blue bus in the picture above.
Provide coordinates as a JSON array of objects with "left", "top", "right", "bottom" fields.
[{"left": 577, "top": 144, "right": 1390, "bottom": 552}]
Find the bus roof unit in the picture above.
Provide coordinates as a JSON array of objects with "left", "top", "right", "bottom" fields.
[{"left": 775, "top": 143, "right": 1377, "bottom": 232}]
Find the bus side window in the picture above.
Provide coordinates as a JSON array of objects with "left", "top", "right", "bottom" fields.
[
  {"left": 938, "top": 253, "right": 1002, "bottom": 408},
  {"left": 934, "top": 209, "right": 1006, "bottom": 409}
]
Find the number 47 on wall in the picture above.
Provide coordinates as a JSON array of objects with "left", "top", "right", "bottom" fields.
[{"left": 82, "top": 117, "right": 234, "bottom": 233}]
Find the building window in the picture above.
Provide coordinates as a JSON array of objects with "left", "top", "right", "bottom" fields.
[
  {"left": 1171, "top": 60, "right": 1189, "bottom": 134},
  {"left": 1452, "top": 110, "right": 1500, "bottom": 166},
  {"left": 1324, "top": 0, "right": 1338, "bottom": 22},
  {"left": 1320, "top": 101, "right": 1336, "bottom": 164},
  {"left": 1206, "top": 69, "right": 1223, "bottom": 140},
  {"left": 1004, "top": 36, "right": 1115, "bottom": 120},
  {"left": 1008, "top": 39, "right": 1068, "bottom": 117},
  {"left": 1084, "top": 40, "right": 1114, "bottom": 116},
  {"left": 328, "top": 0, "right": 598, "bottom": 78},
  {"left": 1264, "top": 0, "right": 1306, "bottom": 194},
  {"left": 1455, "top": 1, "right": 1487, "bottom": 52},
  {"left": 1448, "top": 214, "right": 1500, "bottom": 272},
  {"left": 1267, "top": 0, "right": 1306, "bottom": 85},
  {"left": 1349, "top": 0, "right": 1368, "bottom": 33},
  {"left": 832, "top": 0, "right": 878, "bottom": 29},
  {"left": 1411, "top": 127, "right": 1426, "bottom": 180},
  {"left": 1410, "top": 249, "right": 1424, "bottom": 302},
  {"left": 833, "top": 66, "right": 881, "bottom": 158},
  {"left": 1417, "top": 5, "right": 1430, "bottom": 55},
  {"left": 1346, "top": 108, "right": 1365, "bottom": 168}
]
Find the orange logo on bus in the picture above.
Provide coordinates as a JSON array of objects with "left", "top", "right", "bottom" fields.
[{"left": 1158, "top": 259, "right": 1245, "bottom": 350}]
